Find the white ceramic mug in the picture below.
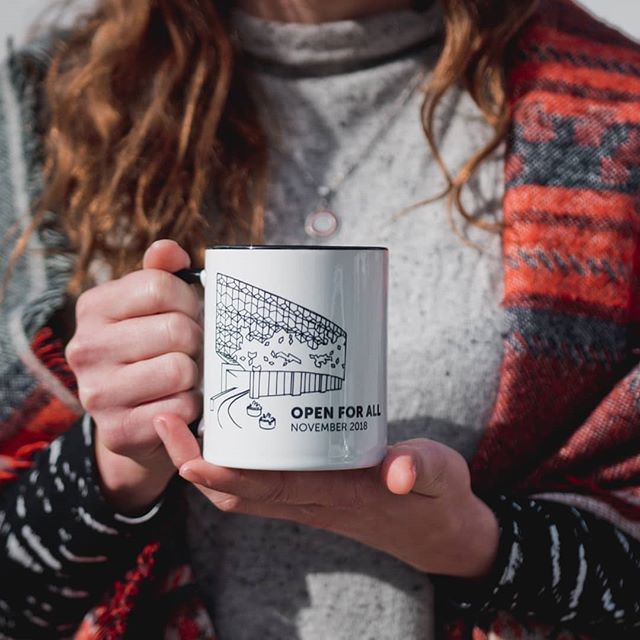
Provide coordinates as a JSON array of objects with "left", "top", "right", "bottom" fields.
[{"left": 180, "top": 246, "right": 388, "bottom": 471}]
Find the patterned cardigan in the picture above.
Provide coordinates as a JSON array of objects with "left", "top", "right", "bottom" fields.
[{"left": 1, "top": 1, "right": 639, "bottom": 638}]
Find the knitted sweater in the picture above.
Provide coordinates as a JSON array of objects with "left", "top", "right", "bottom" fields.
[
  {"left": 0, "top": 1, "right": 640, "bottom": 639},
  {"left": 185, "top": 8, "right": 506, "bottom": 639}
]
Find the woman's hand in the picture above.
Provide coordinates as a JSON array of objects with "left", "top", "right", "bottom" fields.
[
  {"left": 154, "top": 414, "right": 499, "bottom": 578},
  {"left": 65, "top": 240, "right": 203, "bottom": 514}
]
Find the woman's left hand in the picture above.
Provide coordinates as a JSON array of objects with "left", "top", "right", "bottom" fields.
[{"left": 154, "top": 414, "right": 499, "bottom": 578}]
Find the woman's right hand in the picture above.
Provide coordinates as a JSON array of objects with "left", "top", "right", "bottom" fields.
[{"left": 65, "top": 239, "right": 203, "bottom": 513}]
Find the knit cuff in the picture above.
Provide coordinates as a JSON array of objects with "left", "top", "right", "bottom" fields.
[
  {"left": 432, "top": 494, "right": 517, "bottom": 613},
  {"left": 19, "top": 414, "right": 172, "bottom": 568},
  {"left": 81, "top": 414, "right": 167, "bottom": 526},
  {"left": 0, "top": 416, "right": 174, "bottom": 636}
]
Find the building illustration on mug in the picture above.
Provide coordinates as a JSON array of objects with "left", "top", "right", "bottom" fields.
[{"left": 210, "top": 273, "right": 348, "bottom": 430}]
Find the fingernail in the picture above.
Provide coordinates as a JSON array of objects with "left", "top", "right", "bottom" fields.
[
  {"left": 153, "top": 416, "right": 168, "bottom": 438},
  {"left": 179, "top": 464, "right": 203, "bottom": 485},
  {"left": 404, "top": 452, "right": 417, "bottom": 477},
  {"left": 409, "top": 461, "right": 418, "bottom": 487},
  {"left": 399, "top": 455, "right": 417, "bottom": 492}
]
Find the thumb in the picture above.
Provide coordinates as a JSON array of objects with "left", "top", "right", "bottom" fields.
[
  {"left": 153, "top": 413, "right": 202, "bottom": 471},
  {"left": 143, "top": 239, "right": 191, "bottom": 272},
  {"left": 382, "top": 439, "right": 468, "bottom": 498}
]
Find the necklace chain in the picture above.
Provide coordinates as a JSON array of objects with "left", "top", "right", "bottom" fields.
[{"left": 276, "top": 65, "right": 428, "bottom": 214}]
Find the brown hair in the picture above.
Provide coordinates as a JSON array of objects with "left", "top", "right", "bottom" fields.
[{"left": 9, "top": 0, "right": 538, "bottom": 295}]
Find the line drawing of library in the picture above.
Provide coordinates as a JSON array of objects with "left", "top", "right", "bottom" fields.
[{"left": 210, "top": 273, "right": 347, "bottom": 430}]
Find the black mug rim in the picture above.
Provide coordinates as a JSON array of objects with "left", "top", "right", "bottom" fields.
[{"left": 206, "top": 245, "right": 387, "bottom": 251}]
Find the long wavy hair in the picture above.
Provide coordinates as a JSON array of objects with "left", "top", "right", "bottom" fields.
[{"left": 9, "top": 0, "right": 538, "bottom": 295}]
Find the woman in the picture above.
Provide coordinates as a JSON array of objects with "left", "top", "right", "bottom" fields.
[{"left": 1, "top": 0, "right": 639, "bottom": 638}]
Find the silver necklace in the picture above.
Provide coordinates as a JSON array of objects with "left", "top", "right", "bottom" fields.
[{"left": 276, "top": 66, "right": 427, "bottom": 238}]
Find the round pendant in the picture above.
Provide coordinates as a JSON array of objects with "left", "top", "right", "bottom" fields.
[{"left": 305, "top": 209, "right": 339, "bottom": 238}]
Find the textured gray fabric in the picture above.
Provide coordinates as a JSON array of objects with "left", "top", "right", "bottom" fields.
[{"left": 186, "top": 7, "right": 506, "bottom": 640}]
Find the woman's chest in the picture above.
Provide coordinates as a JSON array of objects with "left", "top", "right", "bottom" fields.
[{"left": 261, "top": 86, "right": 507, "bottom": 458}]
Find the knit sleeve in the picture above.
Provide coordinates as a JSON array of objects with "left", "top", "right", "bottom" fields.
[
  {"left": 0, "top": 415, "right": 170, "bottom": 639},
  {"left": 436, "top": 495, "right": 640, "bottom": 636}
]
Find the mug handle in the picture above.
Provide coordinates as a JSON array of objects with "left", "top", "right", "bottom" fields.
[
  {"left": 174, "top": 268, "right": 206, "bottom": 286},
  {"left": 173, "top": 268, "right": 206, "bottom": 438}
]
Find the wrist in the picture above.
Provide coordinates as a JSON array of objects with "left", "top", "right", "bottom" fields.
[
  {"left": 94, "top": 425, "right": 176, "bottom": 515},
  {"left": 439, "top": 492, "right": 500, "bottom": 579}
]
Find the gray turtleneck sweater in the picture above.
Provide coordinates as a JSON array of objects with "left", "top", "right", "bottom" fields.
[{"left": 186, "top": 7, "right": 506, "bottom": 639}]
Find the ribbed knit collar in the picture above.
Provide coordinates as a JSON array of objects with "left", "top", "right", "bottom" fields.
[{"left": 231, "top": 4, "right": 442, "bottom": 72}]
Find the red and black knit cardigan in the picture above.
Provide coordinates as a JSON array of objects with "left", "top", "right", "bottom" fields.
[{"left": 1, "top": 1, "right": 639, "bottom": 638}]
